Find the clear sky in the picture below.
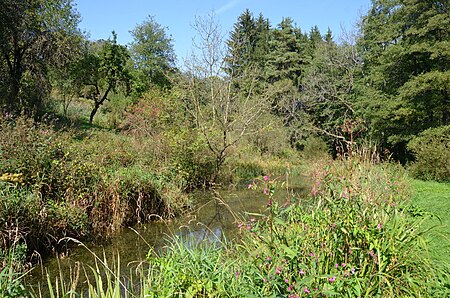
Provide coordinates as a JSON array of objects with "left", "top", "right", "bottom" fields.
[{"left": 73, "top": 0, "right": 371, "bottom": 65}]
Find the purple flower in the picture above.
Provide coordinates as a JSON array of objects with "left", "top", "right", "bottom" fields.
[
  {"left": 235, "top": 271, "right": 239, "bottom": 278},
  {"left": 335, "top": 263, "right": 339, "bottom": 269},
  {"left": 341, "top": 263, "right": 346, "bottom": 267},
  {"left": 285, "top": 278, "right": 289, "bottom": 283},
  {"left": 377, "top": 223, "right": 382, "bottom": 229},
  {"left": 266, "top": 256, "right": 271, "bottom": 261},
  {"left": 288, "top": 284, "right": 293, "bottom": 291},
  {"left": 309, "top": 252, "right": 315, "bottom": 257},
  {"left": 351, "top": 267, "right": 356, "bottom": 274},
  {"left": 304, "top": 287, "right": 311, "bottom": 294},
  {"left": 263, "top": 188, "right": 268, "bottom": 195},
  {"left": 263, "top": 175, "right": 268, "bottom": 181},
  {"left": 328, "top": 276, "right": 336, "bottom": 282}
]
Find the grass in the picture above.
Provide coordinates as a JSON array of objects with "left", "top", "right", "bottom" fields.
[
  {"left": 410, "top": 179, "right": 450, "bottom": 278},
  {"left": 12, "top": 159, "right": 447, "bottom": 297}
]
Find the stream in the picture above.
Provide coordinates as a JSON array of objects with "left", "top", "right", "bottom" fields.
[{"left": 24, "top": 187, "right": 284, "bottom": 294}]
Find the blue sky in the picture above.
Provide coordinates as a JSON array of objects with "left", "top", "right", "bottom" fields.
[{"left": 74, "top": 0, "right": 371, "bottom": 65}]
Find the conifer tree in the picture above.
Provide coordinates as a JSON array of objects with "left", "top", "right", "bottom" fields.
[{"left": 357, "top": 0, "right": 449, "bottom": 161}]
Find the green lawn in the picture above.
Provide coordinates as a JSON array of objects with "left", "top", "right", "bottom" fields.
[{"left": 411, "top": 179, "right": 450, "bottom": 266}]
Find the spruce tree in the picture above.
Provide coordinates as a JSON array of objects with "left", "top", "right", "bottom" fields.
[{"left": 357, "top": 0, "right": 449, "bottom": 161}]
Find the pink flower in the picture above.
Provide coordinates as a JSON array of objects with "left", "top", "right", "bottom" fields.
[
  {"left": 351, "top": 267, "right": 356, "bottom": 274},
  {"left": 247, "top": 184, "right": 253, "bottom": 189},
  {"left": 263, "top": 277, "right": 267, "bottom": 283},
  {"left": 263, "top": 188, "right": 268, "bottom": 195},
  {"left": 266, "top": 256, "right": 271, "bottom": 261},
  {"left": 298, "top": 269, "right": 305, "bottom": 275},
  {"left": 288, "top": 284, "right": 293, "bottom": 291},
  {"left": 304, "top": 287, "right": 310, "bottom": 294},
  {"left": 285, "top": 278, "right": 289, "bottom": 283},
  {"left": 377, "top": 223, "right": 382, "bottom": 229},
  {"left": 309, "top": 252, "right": 315, "bottom": 257},
  {"left": 275, "top": 267, "right": 282, "bottom": 274},
  {"left": 235, "top": 271, "right": 239, "bottom": 278},
  {"left": 328, "top": 276, "right": 336, "bottom": 282},
  {"left": 263, "top": 175, "right": 268, "bottom": 181},
  {"left": 335, "top": 263, "right": 339, "bottom": 269}
]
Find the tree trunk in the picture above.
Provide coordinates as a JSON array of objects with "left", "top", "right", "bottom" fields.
[{"left": 89, "top": 84, "right": 112, "bottom": 125}]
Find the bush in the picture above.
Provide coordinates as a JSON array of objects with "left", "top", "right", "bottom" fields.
[{"left": 407, "top": 125, "right": 450, "bottom": 182}]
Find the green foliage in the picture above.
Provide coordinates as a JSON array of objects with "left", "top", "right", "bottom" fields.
[
  {"left": 145, "top": 240, "right": 252, "bottom": 297},
  {"left": 130, "top": 158, "right": 443, "bottom": 297},
  {"left": 71, "top": 32, "right": 130, "bottom": 124},
  {"left": 357, "top": 0, "right": 450, "bottom": 161},
  {"left": 240, "top": 159, "right": 440, "bottom": 297},
  {"left": 0, "top": 0, "right": 81, "bottom": 115},
  {"left": 0, "top": 265, "right": 28, "bottom": 298},
  {"left": 129, "top": 16, "right": 176, "bottom": 90},
  {"left": 299, "top": 135, "right": 330, "bottom": 160},
  {"left": 265, "top": 18, "right": 307, "bottom": 87},
  {"left": 407, "top": 125, "right": 450, "bottom": 181}
]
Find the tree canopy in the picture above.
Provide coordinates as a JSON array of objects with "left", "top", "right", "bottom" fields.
[{"left": 0, "top": 0, "right": 81, "bottom": 114}]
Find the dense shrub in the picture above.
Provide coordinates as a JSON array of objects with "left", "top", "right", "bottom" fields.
[
  {"left": 407, "top": 125, "right": 450, "bottom": 182},
  {"left": 0, "top": 116, "right": 188, "bottom": 259}
]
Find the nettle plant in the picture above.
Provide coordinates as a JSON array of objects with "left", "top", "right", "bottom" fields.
[{"left": 241, "top": 159, "right": 436, "bottom": 297}]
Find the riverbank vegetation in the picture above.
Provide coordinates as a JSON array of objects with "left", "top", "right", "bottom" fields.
[{"left": 1, "top": 0, "right": 449, "bottom": 296}]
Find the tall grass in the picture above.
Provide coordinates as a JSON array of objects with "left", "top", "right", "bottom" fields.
[{"left": 22, "top": 157, "right": 449, "bottom": 297}]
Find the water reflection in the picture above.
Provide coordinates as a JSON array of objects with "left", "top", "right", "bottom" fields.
[{"left": 25, "top": 189, "right": 271, "bottom": 294}]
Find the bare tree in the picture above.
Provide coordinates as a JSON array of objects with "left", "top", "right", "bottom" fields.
[{"left": 181, "top": 13, "right": 270, "bottom": 182}]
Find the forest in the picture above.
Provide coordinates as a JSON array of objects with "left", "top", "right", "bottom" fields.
[{"left": 0, "top": 0, "right": 449, "bottom": 296}]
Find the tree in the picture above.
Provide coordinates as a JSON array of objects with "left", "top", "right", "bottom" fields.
[
  {"left": 301, "top": 38, "right": 362, "bottom": 153},
  {"left": 225, "top": 9, "right": 257, "bottom": 76},
  {"left": 73, "top": 33, "right": 130, "bottom": 124},
  {"left": 0, "top": 0, "right": 81, "bottom": 114},
  {"left": 129, "top": 16, "right": 176, "bottom": 91},
  {"left": 357, "top": 0, "right": 450, "bottom": 161},
  {"left": 265, "top": 18, "right": 307, "bottom": 87},
  {"left": 182, "top": 14, "right": 270, "bottom": 182}
]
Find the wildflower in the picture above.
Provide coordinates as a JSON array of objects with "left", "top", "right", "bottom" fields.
[
  {"left": 285, "top": 278, "right": 289, "bottom": 283},
  {"left": 247, "top": 183, "right": 253, "bottom": 189},
  {"left": 266, "top": 256, "right": 271, "bottom": 261},
  {"left": 246, "top": 225, "right": 252, "bottom": 230},
  {"left": 309, "top": 252, "right": 315, "bottom": 257},
  {"left": 368, "top": 250, "right": 375, "bottom": 258},
  {"left": 341, "top": 263, "right": 346, "bottom": 267},
  {"left": 328, "top": 276, "right": 336, "bottom": 282},
  {"left": 335, "top": 263, "right": 339, "bottom": 269},
  {"left": 304, "top": 287, "right": 311, "bottom": 294},
  {"left": 263, "top": 277, "right": 267, "bottom": 283},
  {"left": 351, "top": 267, "right": 356, "bottom": 274},
  {"left": 377, "top": 223, "right": 382, "bottom": 229},
  {"left": 312, "top": 186, "right": 318, "bottom": 197},
  {"left": 235, "top": 271, "right": 239, "bottom": 278},
  {"left": 275, "top": 267, "right": 282, "bottom": 274},
  {"left": 298, "top": 269, "right": 305, "bottom": 275},
  {"left": 287, "top": 284, "right": 293, "bottom": 291},
  {"left": 263, "top": 175, "right": 268, "bottom": 181},
  {"left": 263, "top": 188, "right": 268, "bottom": 195}
]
